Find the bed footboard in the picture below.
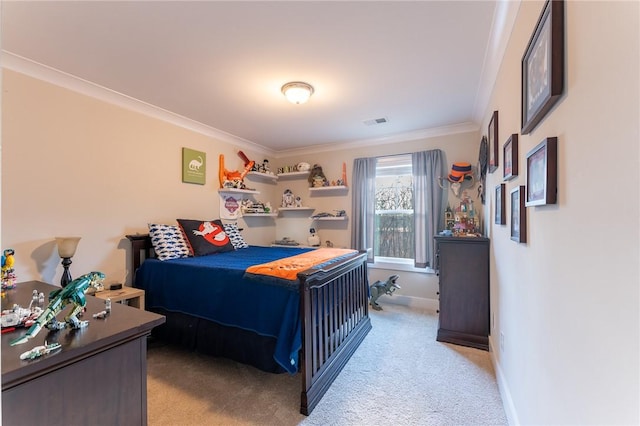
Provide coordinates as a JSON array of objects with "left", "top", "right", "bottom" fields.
[
  {"left": 126, "top": 235, "right": 371, "bottom": 416},
  {"left": 298, "top": 251, "right": 371, "bottom": 415}
]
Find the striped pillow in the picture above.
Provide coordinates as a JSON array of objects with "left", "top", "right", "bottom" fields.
[{"left": 148, "top": 223, "right": 191, "bottom": 261}]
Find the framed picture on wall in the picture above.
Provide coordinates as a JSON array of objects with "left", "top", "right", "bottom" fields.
[
  {"left": 510, "top": 185, "right": 527, "bottom": 243},
  {"left": 182, "top": 147, "right": 206, "bottom": 185},
  {"left": 526, "top": 137, "right": 558, "bottom": 206},
  {"left": 503, "top": 134, "right": 518, "bottom": 181},
  {"left": 488, "top": 111, "right": 499, "bottom": 173},
  {"left": 495, "top": 184, "right": 506, "bottom": 225},
  {"left": 521, "top": 0, "right": 565, "bottom": 134}
]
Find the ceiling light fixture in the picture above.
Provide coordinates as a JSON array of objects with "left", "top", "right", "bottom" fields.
[{"left": 281, "top": 81, "right": 314, "bottom": 104}]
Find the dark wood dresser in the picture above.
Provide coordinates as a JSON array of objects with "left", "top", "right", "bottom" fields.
[
  {"left": 434, "top": 236, "right": 490, "bottom": 351},
  {"left": 2, "top": 281, "right": 165, "bottom": 426}
]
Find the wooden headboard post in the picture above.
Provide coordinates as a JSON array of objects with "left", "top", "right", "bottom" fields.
[{"left": 125, "top": 234, "right": 154, "bottom": 272}]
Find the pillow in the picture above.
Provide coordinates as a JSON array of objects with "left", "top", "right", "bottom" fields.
[
  {"left": 223, "top": 223, "right": 249, "bottom": 249},
  {"left": 148, "top": 223, "right": 191, "bottom": 261},
  {"left": 177, "top": 219, "right": 235, "bottom": 256}
]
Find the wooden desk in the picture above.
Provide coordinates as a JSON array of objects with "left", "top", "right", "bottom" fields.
[{"left": 2, "top": 281, "right": 165, "bottom": 426}]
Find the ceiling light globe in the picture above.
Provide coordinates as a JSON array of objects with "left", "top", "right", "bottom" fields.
[{"left": 281, "top": 82, "right": 314, "bottom": 104}]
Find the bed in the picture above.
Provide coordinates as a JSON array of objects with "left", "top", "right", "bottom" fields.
[{"left": 126, "top": 234, "right": 371, "bottom": 415}]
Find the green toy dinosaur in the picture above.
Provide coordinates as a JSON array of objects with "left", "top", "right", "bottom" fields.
[{"left": 10, "top": 271, "right": 105, "bottom": 346}]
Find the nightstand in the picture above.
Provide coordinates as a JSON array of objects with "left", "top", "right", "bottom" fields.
[{"left": 93, "top": 287, "right": 145, "bottom": 310}]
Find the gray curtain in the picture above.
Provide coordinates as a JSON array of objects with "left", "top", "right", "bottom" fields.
[
  {"left": 412, "top": 149, "right": 445, "bottom": 268},
  {"left": 350, "top": 157, "right": 377, "bottom": 263}
]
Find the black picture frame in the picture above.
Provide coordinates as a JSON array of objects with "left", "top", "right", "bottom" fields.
[
  {"left": 526, "top": 137, "right": 558, "bottom": 206},
  {"left": 510, "top": 185, "right": 527, "bottom": 243},
  {"left": 488, "top": 111, "right": 499, "bottom": 173},
  {"left": 495, "top": 184, "right": 506, "bottom": 225},
  {"left": 503, "top": 134, "right": 519, "bottom": 181},
  {"left": 521, "top": 0, "right": 565, "bottom": 135}
]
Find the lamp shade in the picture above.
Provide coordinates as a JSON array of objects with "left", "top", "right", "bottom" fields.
[
  {"left": 281, "top": 81, "right": 314, "bottom": 104},
  {"left": 55, "top": 237, "right": 81, "bottom": 258}
]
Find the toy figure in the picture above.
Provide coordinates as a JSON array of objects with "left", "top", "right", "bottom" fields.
[
  {"left": 20, "top": 341, "right": 62, "bottom": 360},
  {"left": 1, "top": 248, "right": 17, "bottom": 289},
  {"left": 10, "top": 271, "right": 105, "bottom": 346},
  {"left": 282, "top": 189, "right": 295, "bottom": 207},
  {"left": 308, "top": 164, "right": 327, "bottom": 187},
  {"left": 369, "top": 274, "right": 401, "bottom": 310},
  {"left": 219, "top": 153, "right": 254, "bottom": 189}
]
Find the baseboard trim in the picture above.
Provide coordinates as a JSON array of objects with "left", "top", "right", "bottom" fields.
[
  {"left": 489, "top": 336, "right": 520, "bottom": 425},
  {"left": 374, "top": 294, "right": 439, "bottom": 313}
]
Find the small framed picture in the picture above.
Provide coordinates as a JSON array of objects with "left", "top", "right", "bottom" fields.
[
  {"left": 526, "top": 137, "right": 558, "bottom": 206},
  {"left": 495, "top": 184, "right": 506, "bottom": 225},
  {"left": 521, "top": 0, "right": 565, "bottom": 134},
  {"left": 488, "top": 111, "right": 499, "bottom": 173},
  {"left": 503, "top": 134, "right": 518, "bottom": 181},
  {"left": 182, "top": 147, "right": 206, "bottom": 185},
  {"left": 511, "top": 185, "right": 527, "bottom": 243}
]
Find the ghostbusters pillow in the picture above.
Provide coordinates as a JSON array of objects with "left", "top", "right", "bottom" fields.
[{"left": 177, "top": 219, "right": 235, "bottom": 256}]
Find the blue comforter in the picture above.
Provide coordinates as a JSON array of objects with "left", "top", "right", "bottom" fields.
[{"left": 134, "top": 246, "right": 313, "bottom": 373}]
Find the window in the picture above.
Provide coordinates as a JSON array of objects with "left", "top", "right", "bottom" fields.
[{"left": 374, "top": 155, "right": 413, "bottom": 260}]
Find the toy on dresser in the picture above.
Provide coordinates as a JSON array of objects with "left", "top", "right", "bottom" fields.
[{"left": 1, "top": 248, "right": 17, "bottom": 289}]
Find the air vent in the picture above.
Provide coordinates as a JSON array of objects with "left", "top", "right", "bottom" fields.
[{"left": 363, "top": 117, "right": 388, "bottom": 126}]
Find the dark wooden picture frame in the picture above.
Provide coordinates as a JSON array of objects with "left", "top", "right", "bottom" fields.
[
  {"left": 526, "top": 137, "right": 557, "bottom": 206},
  {"left": 495, "top": 184, "right": 506, "bottom": 225},
  {"left": 503, "top": 134, "right": 519, "bottom": 181},
  {"left": 510, "top": 185, "right": 527, "bottom": 243},
  {"left": 488, "top": 111, "right": 499, "bottom": 173},
  {"left": 521, "top": 0, "right": 565, "bottom": 134}
]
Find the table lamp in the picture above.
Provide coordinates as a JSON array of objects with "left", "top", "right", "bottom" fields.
[{"left": 55, "top": 237, "right": 81, "bottom": 287}]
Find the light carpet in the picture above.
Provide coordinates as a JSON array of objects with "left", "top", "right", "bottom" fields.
[{"left": 146, "top": 303, "right": 507, "bottom": 425}]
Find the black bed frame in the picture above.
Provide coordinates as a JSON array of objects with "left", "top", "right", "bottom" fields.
[{"left": 126, "top": 234, "right": 372, "bottom": 415}]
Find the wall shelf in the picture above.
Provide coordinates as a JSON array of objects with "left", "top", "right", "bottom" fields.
[
  {"left": 279, "top": 207, "right": 314, "bottom": 211},
  {"left": 218, "top": 188, "right": 259, "bottom": 194},
  {"left": 309, "top": 186, "right": 348, "bottom": 193},
  {"left": 246, "top": 171, "right": 278, "bottom": 182},
  {"left": 242, "top": 213, "right": 278, "bottom": 217},
  {"left": 277, "top": 171, "right": 309, "bottom": 179},
  {"left": 311, "top": 216, "right": 347, "bottom": 221}
]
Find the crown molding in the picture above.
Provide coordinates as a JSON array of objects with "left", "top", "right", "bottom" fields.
[
  {"left": 1, "top": 51, "right": 274, "bottom": 156},
  {"left": 272, "top": 122, "right": 480, "bottom": 158},
  {"left": 472, "top": 0, "right": 521, "bottom": 125}
]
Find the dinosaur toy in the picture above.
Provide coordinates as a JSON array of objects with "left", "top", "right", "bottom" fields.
[
  {"left": 218, "top": 152, "right": 255, "bottom": 189},
  {"left": 10, "top": 271, "right": 105, "bottom": 346},
  {"left": 369, "top": 274, "right": 401, "bottom": 311}
]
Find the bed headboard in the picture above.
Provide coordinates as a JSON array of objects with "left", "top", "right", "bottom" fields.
[{"left": 125, "top": 234, "right": 155, "bottom": 272}]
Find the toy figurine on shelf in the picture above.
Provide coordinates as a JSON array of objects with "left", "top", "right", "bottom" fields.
[
  {"left": 10, "top": 271, "right": 105, "bottom": 346},
  {"left": 282, "top": 189, "right": 295, "bottom": 207},
  {"left": 219, "top": 153, "right": 255, "bottom": 189},
  {"left": 1, "top": 248, "right": 17, "bottom": 289}
]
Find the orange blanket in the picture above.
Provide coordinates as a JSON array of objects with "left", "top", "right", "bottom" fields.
[{"left": 246, "top": 248, "right": 358, "bottom": 281}]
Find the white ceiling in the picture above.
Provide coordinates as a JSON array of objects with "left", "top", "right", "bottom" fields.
[{"left": 1, "top": 1, "right": 516, "bottom": 154}]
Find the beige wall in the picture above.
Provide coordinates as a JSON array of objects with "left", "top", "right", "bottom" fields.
[
  {"left": 481, "top": 1, "right": 638, "bottom": 424},
  {"left": 1, "top": 70, "right": 276, "bottom": 286}
]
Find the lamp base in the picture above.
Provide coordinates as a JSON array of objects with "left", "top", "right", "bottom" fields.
[{"left": 61, "top": 257, "right": 73, "bottom": 288}]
